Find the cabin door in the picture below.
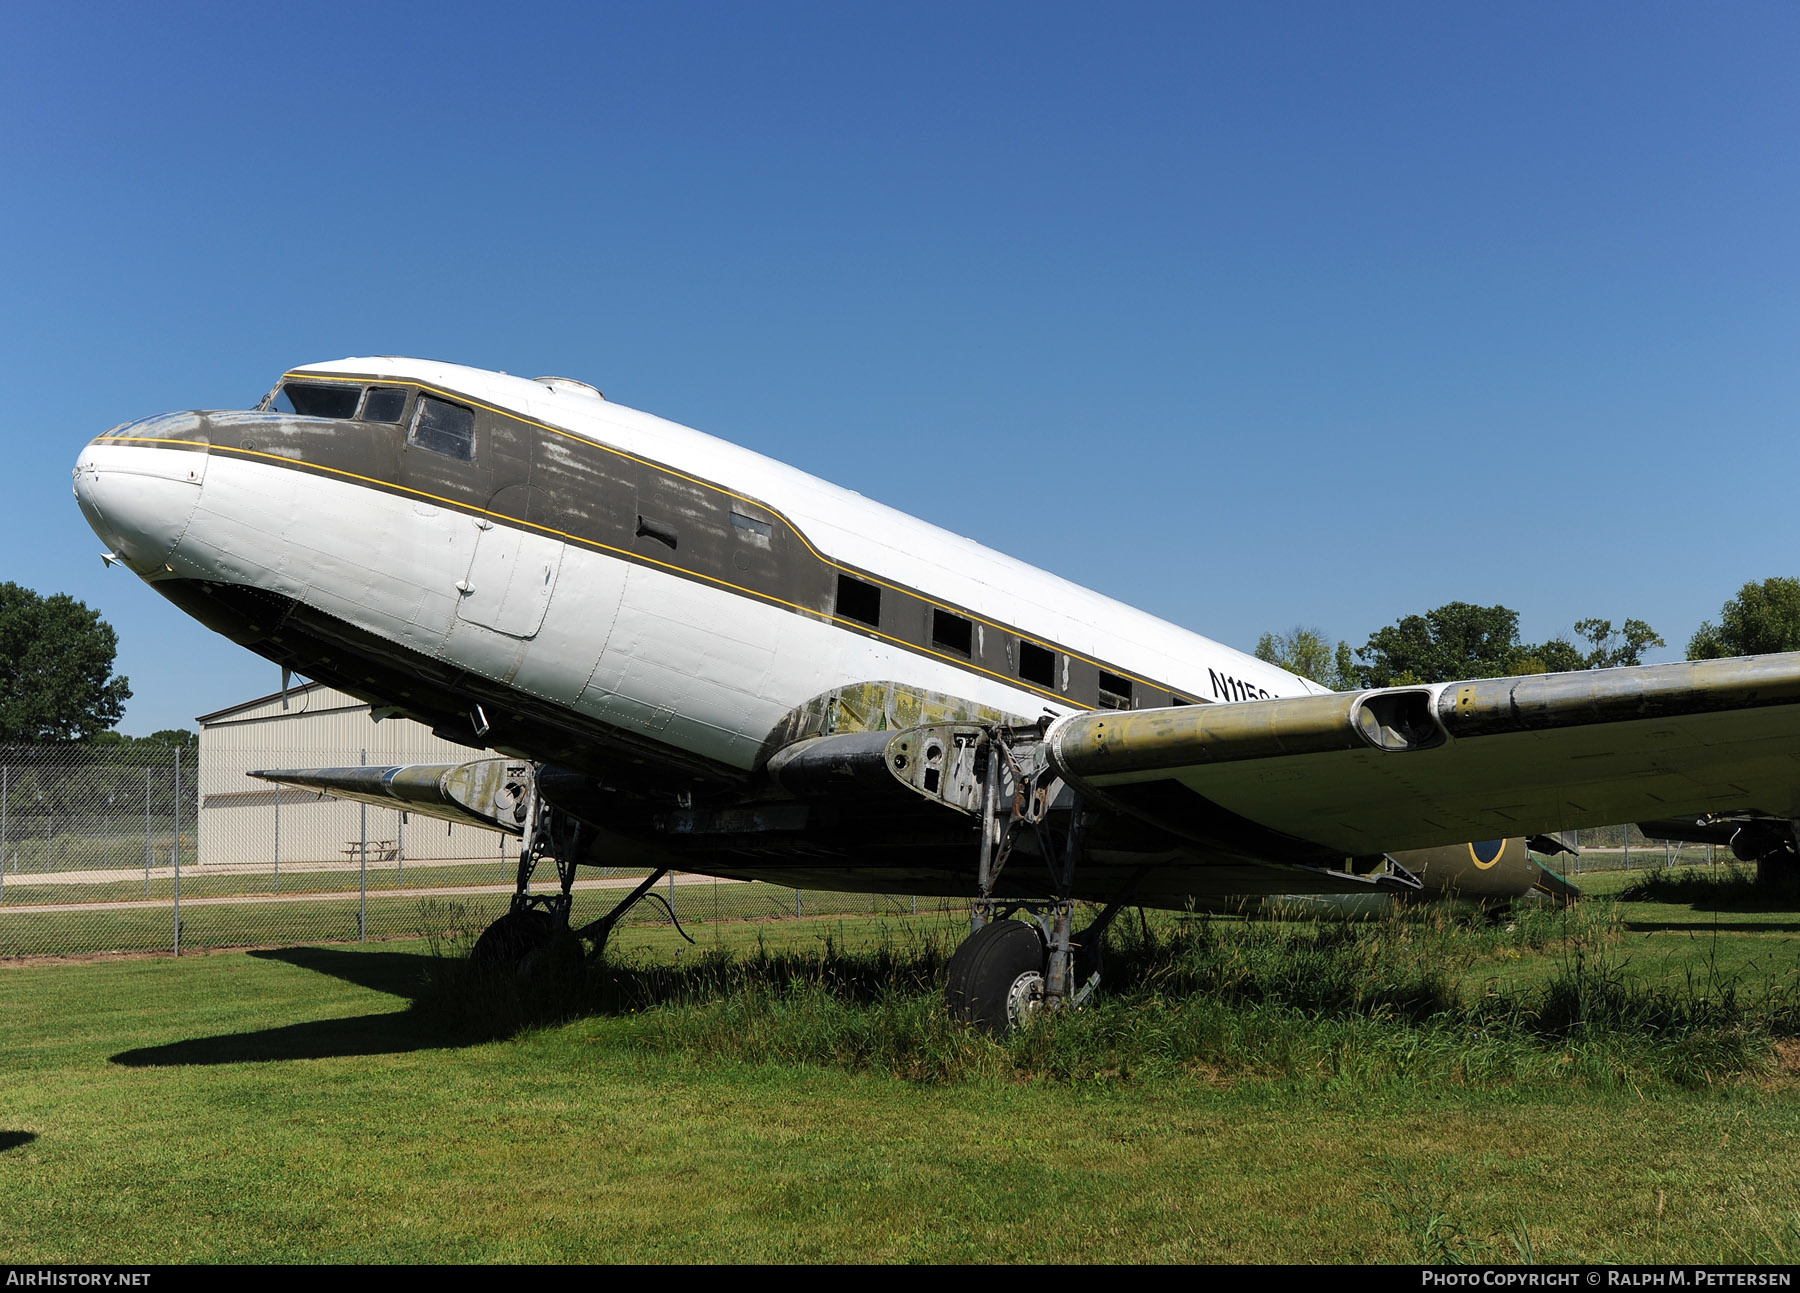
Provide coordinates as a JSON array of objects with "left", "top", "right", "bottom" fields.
[{"left": 456, "top": 516, "right": 562, "bottom": 639}]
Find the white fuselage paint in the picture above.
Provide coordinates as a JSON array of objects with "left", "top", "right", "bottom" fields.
[{"left": 75, "top": 358, "right": 1320, "bottom": 773}]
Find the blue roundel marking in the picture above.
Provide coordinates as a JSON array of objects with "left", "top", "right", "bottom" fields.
[{"left": 1469, "top": 839, "right": 1506, "bottom": 868}]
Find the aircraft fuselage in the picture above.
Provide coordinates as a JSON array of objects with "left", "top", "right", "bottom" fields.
[{"left": 72, "top": 358, "right": 1563, "bottom": 907}]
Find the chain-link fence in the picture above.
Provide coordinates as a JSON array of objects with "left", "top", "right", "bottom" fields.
[
  {"left": 0, "top": 742, "right": 1753, "bottom": 959},
  {"left": 0, "top": 743, "right": 946, "bottom": 959},
  {"left": 1552, "top": 823, "right": 1739, "bottom": 875}
]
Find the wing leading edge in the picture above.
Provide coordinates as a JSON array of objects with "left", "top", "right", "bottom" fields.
[{"left": 1045, "top": 652, "right": 1800, "bottom": 857}]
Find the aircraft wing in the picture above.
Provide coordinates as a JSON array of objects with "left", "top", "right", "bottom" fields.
[
  {"left": 247, "top": 759, "right": 534, "bottom": 835},
  {"left": 1044, "top": 653, "right": 1800, "bottom": 856}
]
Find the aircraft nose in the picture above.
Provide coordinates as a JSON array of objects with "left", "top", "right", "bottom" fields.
[{"left": 73, "top": 415, "right": 209, "bottom": 576}]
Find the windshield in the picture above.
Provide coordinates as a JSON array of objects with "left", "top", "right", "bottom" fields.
[
  {"left": 269, "top": 381, "right": 362, "bottom": 419},
  {"left": 255, "top": 379, "right": 412, "bottom": 423}
]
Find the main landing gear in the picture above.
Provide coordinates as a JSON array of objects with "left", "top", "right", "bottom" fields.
[
  {"left": 1727, "top": 818, "right": 1800, "bottom": 890},
  {"left": 470, "top": 793, "right": 691, "bottom": 982},
  {"left": 470, "top": 794, "right": 586, "bottom": 982},
  {"left": 942, "top": 726, "right": 1147, "bottom": 1035},
  {"left": 943, "top": 893, "right": 1145, "bottom": 1035}
]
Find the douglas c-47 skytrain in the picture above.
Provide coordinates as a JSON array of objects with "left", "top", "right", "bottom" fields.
[{"left": 73, "top": 358, "right": 1800, "bottom": 1030}]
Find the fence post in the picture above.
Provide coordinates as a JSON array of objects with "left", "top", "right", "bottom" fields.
[
  {"left": 1623, "top": 827, "right": 1629, "bottom": 871},
  {"left": 144, "top": 768, "right": 151, "bottom": 898},
  {"left": 173, "top": 747, "right": 182, "bottom": 955},
  {"left": 0, "top": 765, "right": 7, "bottom": 899},
  {"left": 273, "top": 781, "right": 281, "bottom": 892},
  {"left": 359, "top": 748, "right": 368, "bottom": 942}
]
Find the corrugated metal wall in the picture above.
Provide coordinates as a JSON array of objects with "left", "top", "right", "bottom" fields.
[{"left": 198, "top": 684, "right": 507, "bottom": 869}]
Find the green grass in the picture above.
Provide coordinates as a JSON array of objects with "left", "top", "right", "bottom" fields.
[
  {"left": 430, "top": 898, "right": 1786, "bottom": 1092},
  {"left": 0, "top": 880, "right": 951, "bottom": 959},
  {"left": 3, "top": 897, "right": 1800, "bottom": 1262},
  {"left": 0, "top": 891, "right": 516, "bottom": 958},
  {"left": 1618, "top": 863, "right": 1800, "bottom": 908},
  {"left": 0, "top": 857, "right": 514, "bottom": 904}
]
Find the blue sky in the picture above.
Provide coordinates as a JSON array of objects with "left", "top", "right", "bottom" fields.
[{"left": 4, "top": 2, "right": 1796, "bottom": 733}]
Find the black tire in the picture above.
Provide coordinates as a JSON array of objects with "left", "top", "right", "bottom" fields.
[
  {"left": 946, "top": 919, "right": 1047, "bottom": 1035},
  {"left": 473, "top": 909, "right": 587, "bottom": 988}
]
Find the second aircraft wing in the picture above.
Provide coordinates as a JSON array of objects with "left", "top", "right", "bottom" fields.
[{"left": 1043, "top": 653, "right": 1800, "bottom": 857}]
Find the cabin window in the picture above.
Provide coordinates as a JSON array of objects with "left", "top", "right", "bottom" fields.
[
  {"left": 1170, "top": 694, "right": 1192, "bottom": 706},
  {"left": 1097, "top": 671, "right": 1133, "bottom": 710},
  {"left": 836, "top": 573, "right": 881, "bottom": 627},
  {"left": 932, "top": 609, "right": 973, "bottom": 658},
  {"left": 730, "top": 512, "right": 773, "bottom": 546},
  {"left": 409, "top": 396, "right": 476, "bottom": 461},
  {"left": 361, "top": 387, "right": 409, "bottom": 423},
  {"left": 274, "top": 382, "right": 361, "bottom": 419},
  {"left": 1019, "top": 640, "right": 1056, "bottom": 688}
]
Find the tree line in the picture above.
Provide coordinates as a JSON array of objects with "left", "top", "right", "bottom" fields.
[{"left": 1258, "top": 577, "right": 1800, "bottom": 691}]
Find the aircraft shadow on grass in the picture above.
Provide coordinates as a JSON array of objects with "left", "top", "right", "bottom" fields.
[
  {"left": 109, "top": 947, "right": 469, "bottom": 1068},
  {"left": 0, "top": 1132, "right": 38, "bottom": 1153}
]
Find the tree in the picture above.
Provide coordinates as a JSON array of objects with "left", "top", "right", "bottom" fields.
[
  {"left": 1356, "top": 602, "right": 1522, "bottom": 687},
  {"left": 1573, "top": 618, "right": 1665, "bottom": 669},
  {"left": 1689, "top": 578, "right": 1800, "bottom": 659},
  {"left": 0, "top": 583, "right": 131, "bottom": 743},
  {"left": 89, "top": 728, "right": 196, "bottom": 750},
  {"left": 1507, "top": 636, "right": 1587, "bottom": 676},
  {"left": 1333, "top": 639, "right": 1356, "bottom": 691},
  {"left": 1355, "top": 602, "right": 1666, "bottom": 686},
  {"left": 1254, "top": 625, "right": 1358, "bottom": 690}
]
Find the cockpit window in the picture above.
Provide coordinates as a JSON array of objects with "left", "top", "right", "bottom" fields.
[
  {"left": 272, "top": 382, "right": 362, "bottom": 419},
  {"left": 361, "top": 387, "right": 408, "bottom": 423},
  {"left": 410, "top": 395, "right": 475, "bottom": 460}
]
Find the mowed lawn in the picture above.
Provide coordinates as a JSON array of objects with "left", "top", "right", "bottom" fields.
[{"left": 2, "top": 892, "right": 1799, "bottom": 1264}]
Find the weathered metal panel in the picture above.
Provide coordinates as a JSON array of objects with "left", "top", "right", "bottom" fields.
[{"left": 1053, "top": 655, "right": 1800, "bottom": 857}]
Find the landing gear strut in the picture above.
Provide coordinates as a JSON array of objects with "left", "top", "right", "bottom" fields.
[
  {"left": 471, "top": 789, "right": 584, "bottom": 979},
  {"left": 471, "top": 788, "right": 695, "bottom": 978},
  {"left": 944, "top": 726, "right": 1149, "bottom": 1033},
  {"left": 573, "top": 866, "right": 693, "bottom": 957}
]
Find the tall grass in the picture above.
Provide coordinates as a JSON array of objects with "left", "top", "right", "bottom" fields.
[
  {"left": 1619, "top": 864, "right": 1800, "bottom": 907},
  {"left": 419, "top": 900, "right": 1798, "bottom": 1090}
]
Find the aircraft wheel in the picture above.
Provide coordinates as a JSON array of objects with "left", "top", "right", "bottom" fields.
[
  {"left": 1757, "top": 851, "right": 1800, "bottom": 894},
  {"left": 472, "top": 909, "right": 566, "bottom": 979},
  {"left": 946, "top": 918, "right": 1046, "bottom": 1035}
]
